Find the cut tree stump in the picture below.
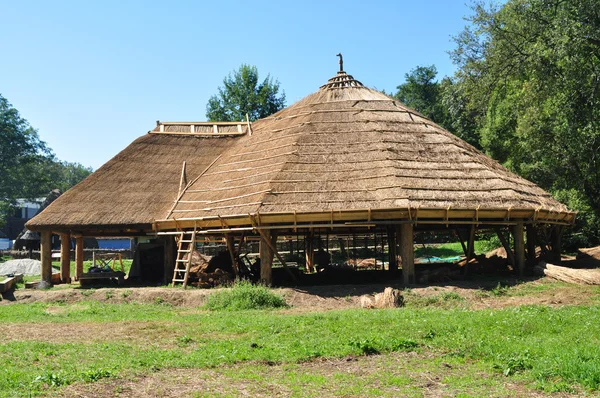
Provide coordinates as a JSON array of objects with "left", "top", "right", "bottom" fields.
[{"left": 534, "top": 262, "right": 600, "bottom": 285}]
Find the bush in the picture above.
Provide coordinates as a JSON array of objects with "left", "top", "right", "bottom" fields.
[{"left": 204, "top": 280, "right": 288, "bottom": 310}]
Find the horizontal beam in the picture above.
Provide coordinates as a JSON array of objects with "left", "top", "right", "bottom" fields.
[{"left": 155, "top": 206, "right": 576, "bottom": 232}]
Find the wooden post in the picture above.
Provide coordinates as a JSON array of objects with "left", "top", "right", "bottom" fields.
[
  {"left": 526, "top": 224, "right": 537, "bottom": 265},
  {"left": 163, "top": 236, "right": 176, "bottom": 285},
  {"left": 550, "top": 226, "right": 562, "bottom": 264},
  {"left": 259, "top": 231, "right": 276, "bottom": 285},
  {"left": 387, "top": 226, "right": 397, "bottom": 272},
  {"left": 59, "top": 233, "right": 71, "bottom": 283},
  {"left": 225, "top": 234, "right": 238, "bottom": 277},
  {"left": 75, "top": 236, "right": 84, "bottom": 280},
  {"left": 305, "top": 232, "right": 314, "bottom": 272},
  {"left": 464, "top": 225, "right": 475, "bottom": 275},
  {"left": 397, "top": 223, "right": 414, "bottom": 284},
  {"left": 40, "top": 230, "right": 52, "bottom": 284},
  {"left": 512, "top": 223, "right": 525, "bottom": 277}
]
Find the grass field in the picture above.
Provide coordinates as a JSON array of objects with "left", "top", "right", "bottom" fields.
[{"left": 1, "top": 280, "right": 600, "bottom": 397}]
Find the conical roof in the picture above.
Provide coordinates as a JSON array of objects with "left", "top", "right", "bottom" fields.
[{"left": 161, "top": 71, "right": 574, "bottom": 229}]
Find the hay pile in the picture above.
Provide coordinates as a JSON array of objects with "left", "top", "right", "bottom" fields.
[{"left": 360, "top": 287, "right": 404, "bottom": 309}]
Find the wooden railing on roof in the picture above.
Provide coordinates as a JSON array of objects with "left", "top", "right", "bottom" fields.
[{"left": 150, "top": 121, "right": 251, "bottom": 137}]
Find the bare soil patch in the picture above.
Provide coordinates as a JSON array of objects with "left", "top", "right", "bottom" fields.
[{"left": 55, "top": 351, "right": 576, "bottom": 398}]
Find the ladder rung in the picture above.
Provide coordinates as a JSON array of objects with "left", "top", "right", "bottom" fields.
[
  {"left": 176, "top": 259, "right": 188, "bottom": 262},
  {"left": 180, "top": 240, "right": 193, "bottom": 243},
  {"left": 172, "top": 278, "right": 186, "bottom": 282},
  {"left": 178, "top": 250, "right": 191, "bottom": 253}
]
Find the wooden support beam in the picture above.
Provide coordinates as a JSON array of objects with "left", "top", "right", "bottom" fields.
[
  {"left": 398, "top": 223, "right": 414, "bottom": 284},
  {"left": 513, "top": 222, "right": 525, "bottom": 277},
  {"left": 259, "top": 231, "right": 276, "bottom": 284},
  {"left": 494, "top": 227, "right": 516, "bottom": 266},
  {"left": 456, "top": 229, "right": 469, "bottom": 258},
  {"left": 387, "top": 226, "right": 397, "bottom": 272},
  {"left": 75, "top": 237, "right": 84, "bottom": 280},
  {"left": 40, "top": 231, "right": 52, "bottom": 284},
  {"left": 526, "top": 224, "right": 537, "bottom": 265},
  {"left": 305, "top": 232, "right": 314, "bottom": 273},
  {"left": 225, "top": 234, "right": 239, "bottom": 278},
  {"left": 550, "top": 226, "right": 563, "bottom": 264},
  {"left": 59, "top": 233, "right": 71, "bottom": 283}
]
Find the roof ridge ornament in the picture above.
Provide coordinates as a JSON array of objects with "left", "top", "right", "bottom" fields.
[
  {"left": 336, "top": 53, "right": 344, "bottom": 73},
  {"left": 320, "top": 53, "right": 365, "bottom": 89}
]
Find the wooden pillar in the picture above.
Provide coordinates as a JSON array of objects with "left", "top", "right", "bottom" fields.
[
  {"left": 59, "top": 233, "right": 71, "bottom": 283},
  {"left": 550, "top": 226, "right": 562, "bottom": 264},
  {"left": 163, "top": 236, "right": 176, "bottom": 285},
  {"left": 526, "top": 224, "right": 537, "bottom": 265},
  {"left": 397, "top": 223, "right": 414, "bottom": 284},
  {"left": 75, "top": 236, "right": 84, "bottom": 280},
  {"left": 387, "top": 226, "right": 397, "bottom": 272},
  {"left": 40, "top": 230, "right": 53, "bottom": 284},
  {"left": 259, "top": 231, "right": 276, "bottom": 284},
  {"left": 305, "top": 232, "right": 314, "bottom": 272},
  {"left": 512, "top": 223, "right": 525, "bottom": 277}
]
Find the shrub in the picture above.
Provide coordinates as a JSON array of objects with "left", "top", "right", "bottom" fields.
[{"left": 204, "top": 280, "right": 288, "bottom": 310}]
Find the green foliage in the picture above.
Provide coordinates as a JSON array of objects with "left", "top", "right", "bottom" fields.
[
  {"left": 206, "top": 64, "right": 286, "bottom": 122},
  {"left": 204, "top": 280, "right": 288, "bottom": 310},
  {"left": 0, "top": 94, "right": 92, "bottom": 226},
  {"left": 448, "top": 0, "right": 600, "bottom": 246}
]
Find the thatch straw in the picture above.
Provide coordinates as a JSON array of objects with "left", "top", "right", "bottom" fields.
[
  {"left": 28, "top": 71, "right": 574, "bottom": 232},
  {"left": 164, "top": 72, "right": 573, "bottom": 225},
  {"left": 26, "top": 134, "right": 239, "bottom": 230}
]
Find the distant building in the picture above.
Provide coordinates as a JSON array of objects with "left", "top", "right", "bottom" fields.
[{"left": 1, "top": 198, "right": 43, "bottom": 241}]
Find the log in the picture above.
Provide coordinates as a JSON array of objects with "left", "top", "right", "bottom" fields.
[
  {"left": 0, "top": 274, "right": 24, "bottom": 293},
  {"left": 534, "top": 262, "right": 600, "bottom": 285}
]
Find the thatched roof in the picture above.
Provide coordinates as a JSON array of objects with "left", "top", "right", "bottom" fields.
[
  {"left": 26, "top": 132, "right": 242, "bottom": 231},
  {"left": 27, "top": 70, "right": 575, "bottom": 233},
  {"left": 157, "top": 71, "right": 574, "bottom": 229}
]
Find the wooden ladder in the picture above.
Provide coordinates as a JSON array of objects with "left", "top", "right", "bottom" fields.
[{"left": 172, "top": 229, "right": 196, "bottom": 288}]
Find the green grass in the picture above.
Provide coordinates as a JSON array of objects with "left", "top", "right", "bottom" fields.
[
  {"left": 414, "top": 240, "right": 499, "bottom": 259},
  {"left": 204, "top": 280, "right": 288, "bottom": 310},
  {"left": 1, "top": 302, "right": 600, "bottom": 396}
]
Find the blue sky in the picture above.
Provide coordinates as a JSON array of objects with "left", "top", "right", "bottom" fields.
[{"left": 1, "top": 0, "right": 473, "bottom": 169}]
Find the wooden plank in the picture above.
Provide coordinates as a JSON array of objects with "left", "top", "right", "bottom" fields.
[
  {"left": 0, "top": 274, "right": 23, "bottom": 293},
  {"left": 41, "top": 231, "right": 52, "bottom": 284},
  {"left": 60, "top": 233, "right": 71, "bottom": 283},
  {"left": 398, "top": 223, "right": 414, "bottom": 284}
]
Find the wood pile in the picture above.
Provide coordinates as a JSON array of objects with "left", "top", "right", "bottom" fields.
[
  {"left": 534, "top": 262, "right": 600, "bottom": 285},
  {"left": 361, "top": 287, "right": 404, "bottom": 309},
  {"left": 187, "top": 251, "right": 234, "bottom": 288}
]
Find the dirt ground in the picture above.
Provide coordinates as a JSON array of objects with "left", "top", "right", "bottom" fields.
[
  {"left": 2, "top": 274, "right": 598, "bottom": 311},
  {"left": 56, "top": 351, "right": 577, "bottom": 398}
]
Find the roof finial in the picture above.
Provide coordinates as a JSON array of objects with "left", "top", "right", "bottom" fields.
[{"left": 336, "top": 53, "right": 344, "bottom": 73}]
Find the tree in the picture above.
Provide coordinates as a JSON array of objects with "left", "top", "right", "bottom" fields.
[
  {"left": 206, "top": 64, "right": 286, "bottom": 122},
  {"left": 0, "top": 94, "right": 92, "bottom": 226},
  {"left": 394, "top": 65, "right": 449, "bottom": 127},
  {"left": 394, "top": 65, "right": 482, "bottom": 148},
  {"left": 449, "top": 0, "right": 600, "bottom": 247}
]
